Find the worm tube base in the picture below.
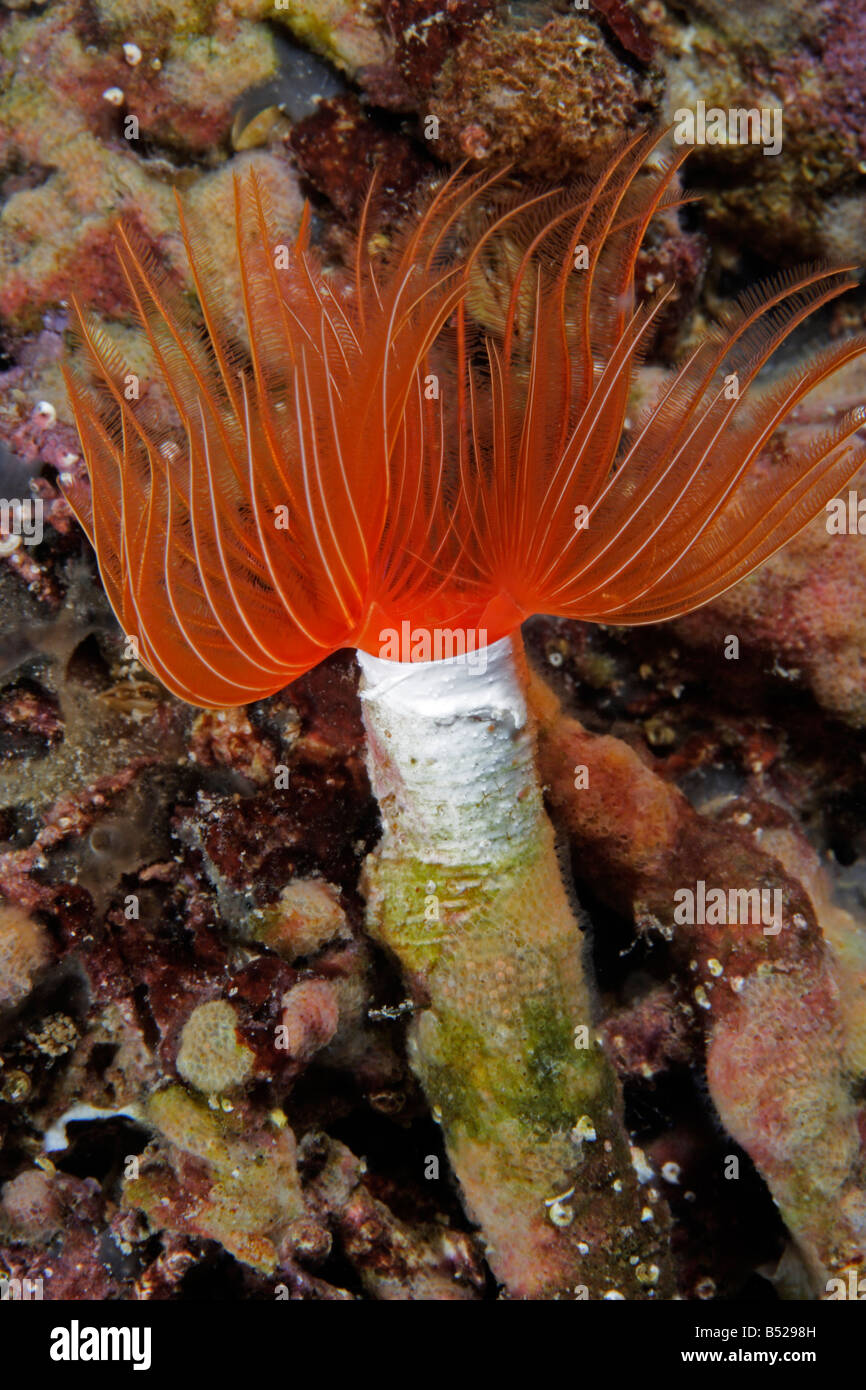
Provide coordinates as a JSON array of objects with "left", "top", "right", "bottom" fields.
[{"left": 358, "top": 636, "right": 673, "bottom": 1299}]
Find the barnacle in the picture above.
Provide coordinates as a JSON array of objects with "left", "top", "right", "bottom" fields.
[{"left": 63, "top": 132, "right": 866, "bottom": 705}]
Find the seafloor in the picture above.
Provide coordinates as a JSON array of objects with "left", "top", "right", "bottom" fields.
[{"left": 1, "top": 0, "right": 865, "bottom": 1301}]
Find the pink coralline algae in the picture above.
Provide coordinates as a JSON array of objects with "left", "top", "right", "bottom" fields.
[
  {"left": 674, "top": 362, "right": 866, "bottom": 725},
  {"left": 533, "top": 675, "right": 866, "bottom": 1297}
]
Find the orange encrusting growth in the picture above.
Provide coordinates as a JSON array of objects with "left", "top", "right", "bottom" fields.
[{"left": 63, "top": 133, "right": 866, "bottom": 708}]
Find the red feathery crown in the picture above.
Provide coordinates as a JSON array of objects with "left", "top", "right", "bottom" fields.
[{"left": 63, "top": 132, "right": 866, "bottom": 707}]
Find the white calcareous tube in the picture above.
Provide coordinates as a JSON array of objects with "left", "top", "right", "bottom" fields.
[{"left": 357, "top": 635, "right": 540, "bottom": 864}]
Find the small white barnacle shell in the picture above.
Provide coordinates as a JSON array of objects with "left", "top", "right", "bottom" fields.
[
  {"left": 545, "top": 1187, "right": 575, "bottom": 1228},
  {"left": 571, "top": 1114, "right": 597, "bottom": 1144}
]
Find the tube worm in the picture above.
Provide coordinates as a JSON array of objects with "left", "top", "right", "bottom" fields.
[
  {"left": 358, "top": 635, "right": 673, "bottom": 1298},
  {"left": 62, "top": 132, "right": 866, "bottom": 1297}
]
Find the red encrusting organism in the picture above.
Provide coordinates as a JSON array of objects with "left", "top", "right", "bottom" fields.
[{"left": 62, "top": 132, "right": 866, "bottom": 706}]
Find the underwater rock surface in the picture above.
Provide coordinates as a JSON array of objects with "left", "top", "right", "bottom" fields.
[{"left": 0, "top": 0, "right": 865, "bottom": 1302}]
